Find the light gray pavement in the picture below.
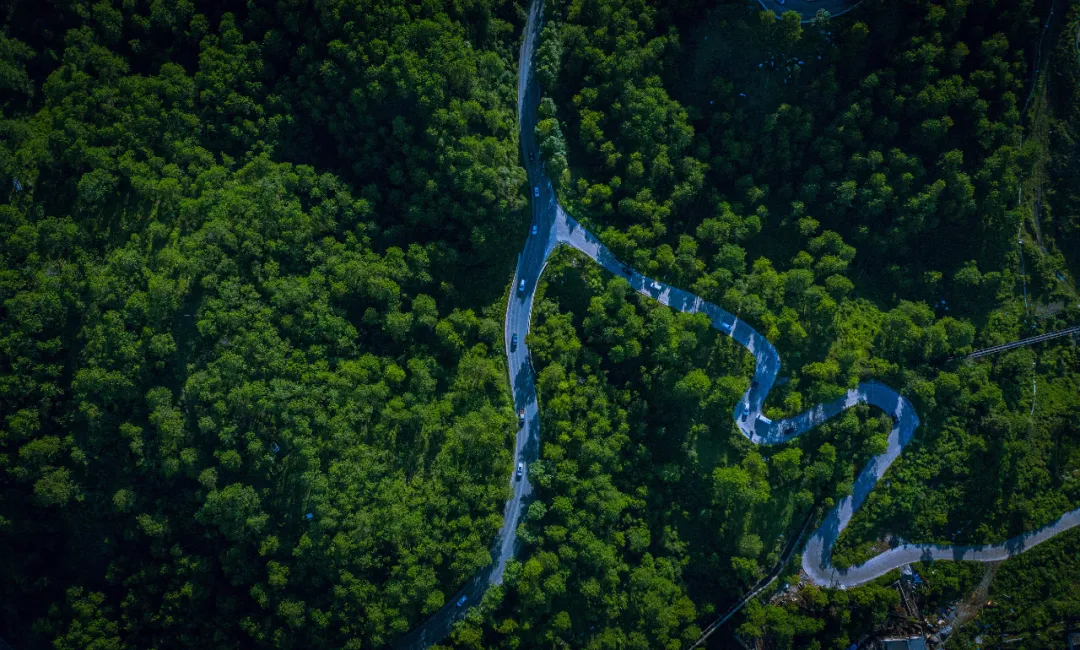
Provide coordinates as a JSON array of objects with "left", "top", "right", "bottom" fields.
[{"left": 396, "top": 0, "right": 1080, "bottom": 645}]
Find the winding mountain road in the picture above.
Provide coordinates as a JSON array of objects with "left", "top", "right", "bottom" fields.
[{"left": 396, "top": 0, "right": 1080, "bottom": 646}]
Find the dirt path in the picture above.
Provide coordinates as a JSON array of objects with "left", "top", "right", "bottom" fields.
[{"left": 952, "top": 563, "right": 999, "bottom": 632}]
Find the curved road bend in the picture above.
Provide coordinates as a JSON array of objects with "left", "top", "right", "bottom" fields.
[
  {"left": 554, "top": 209, "right": 1080, "bottom": 589},
  {"left": 756, "top": 0, "right": 860, "bottom": 22},
  {"left": 397, "top": 0, "right": 1080, "bottom": 646}
]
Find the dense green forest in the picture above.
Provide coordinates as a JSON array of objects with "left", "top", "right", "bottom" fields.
[
  {"left": 2, "top": 0, "right": 1080, "bottom": 648},
  {"left": 1, "top": 0, "right": 528, "bottom": 647}
]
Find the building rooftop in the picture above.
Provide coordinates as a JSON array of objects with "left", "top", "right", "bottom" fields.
[{"left": 882, "top": 637, "right": 928, "bottom": 650}]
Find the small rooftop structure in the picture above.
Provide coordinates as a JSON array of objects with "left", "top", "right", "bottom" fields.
[
  {"left": 1068, "top": 631, "right": 1080, "bottom": 650},
  {"left": 881, "top": 637, "right": 927, "bottom": 650}
]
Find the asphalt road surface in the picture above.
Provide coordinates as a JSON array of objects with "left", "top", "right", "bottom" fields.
[
  {"left": 396, "top": 0, "right": 1080, "bottom": 645},
  {"left": 393, "top": 1, "right": 552, "bottom": 647}
]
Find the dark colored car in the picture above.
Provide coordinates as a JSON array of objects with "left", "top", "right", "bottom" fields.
[
  {"left": 621, "top": 265, "right": 633, "bottom": 276},
  {"left": 511, "top": 333, "right": 518, "bottom": 350},
  {"left": 518, "top": 409, "right": 525, "bottom": 427},
  {"left": 528, "top": 151, "right": 535, "bottom": 163}
]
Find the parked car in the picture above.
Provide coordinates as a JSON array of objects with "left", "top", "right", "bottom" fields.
[
  {"left": 516, "top": 462, "right": 524, "bottom": 479},
  {"left": 511, "top": 333, "right": 518, "bottom": 350},
  {"left": 741, "top": 402, "right": 750, "bottom": 420},
  {"left": 518, "top": 279, "right": 525, "bottom": 293},
  {"left": 456, "top": 595, "right": 468, "bottom": 608},
  {"left": 533, "top": 186, "right": 540, "bottom": 198}
]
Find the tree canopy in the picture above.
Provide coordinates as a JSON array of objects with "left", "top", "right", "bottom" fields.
[{"left": 2, "top": 0, "right": 1080, "bottom": 648}]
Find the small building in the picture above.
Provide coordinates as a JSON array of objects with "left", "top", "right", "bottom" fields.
[
  {"left": 881, "top": 638, "right": 928, "bottom": 650},
  {"left": 1067, "top": 631, "right": 1080, "bottom": 650}
]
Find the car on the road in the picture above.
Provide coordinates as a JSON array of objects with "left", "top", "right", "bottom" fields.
[
  {"left": 456, "top": 595, "right": 467, "bottom": 608},
  {"left": 516, "top": 462, "right": 524, "bottom": 479},
  {"left": 777, "top": 0, "right": 785, "bottom": 4},
  {"left": 741, "top": 402, "right": 750, "bottom": 420},
  {"left": 518, "top": 409, "right": 525, "bottom": 427},
  {"left": 621, "top": 265, "right": 632, "bottom": 276},
  {"left": 750, "top": 380, "right": 758, "bottom": 389},
  {"left": 518, "top": 279, "right": 525, "bottom": 293},
  {"left": 531, "top": 223, "right": 538, "bottom": 235},
  {"left": 533, "top": 186, "right": 540, "bottom": 198},
  {"left": 511, "top": 333, "right": 518, "bottom": 350},
  {"left": 528, "top": 151, "right": 535, "bottom": 163},
  {"left": 719, "top": 319, "right": 733, "bottom": 334}
]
